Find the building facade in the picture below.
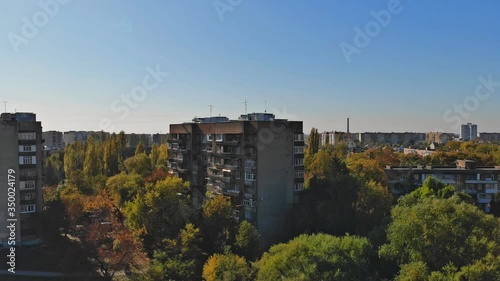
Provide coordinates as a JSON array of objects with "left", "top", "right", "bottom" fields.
[
  {"left": 385, "top": 160, "right": 500, "bottom": 212},
  {"left": 42, "top": 131, "right": 64, "bottom": 150},
  {"left": 167, "top": 113, "right": 304, "bottom": 245},
  {"left": 426, "top": 132, "right": 455, "bottom": 144},
  {"left": 357, "top": 132, "right": 426, "bottom": 146},
  {"left": 461, "top": 123, "right": 478, "bottom": 141},
  {"left": 479, "top": 133, "right": 500, "bottom": 142},
  {"left": 0, "top": 113, "right": 44, "bottom": 247}
]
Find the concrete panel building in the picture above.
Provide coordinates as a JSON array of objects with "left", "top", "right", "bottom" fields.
[
  {"left": 426, "top": 132, "right": 455, "bottom": 144},
  {"left": 357, "top": 132, "right": 426, "bottom": 146},
  {"left": 0, "top": 113, "right": 44, "bottom": 247},
  {"left": 479, "top": 133, "right": 500, "bottom": 142},
  {"left": 385, "top": 160, "right": 500, "bottom": 212},
  {"left": 42, "top": 131, "right": 64, "bottom": 150},
  {"left": 167, "top": 113, "right": 304, "bottom": 246}
]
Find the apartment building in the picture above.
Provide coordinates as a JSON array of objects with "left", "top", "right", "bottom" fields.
[
  {"left": 167, "top": 113, "right": 304, "bottom": 245},
  {"left": 385, "top": 160, "right": 500, "bottom": 212},
  {"left": 426, "top": 132, "right": 455, "bottom": 144},
  {"left": 461, "top": 123, "right": 478, "bottom": 141},
  {"left": 479, "top": 133, "right": 500, "bottom": 142},
  {"left": 0, "top": 113, "right": 44, "bottom": 247},
  {"left": 152, "top": 133, "right": 169, "bottom": 145},
  {"left": 357, "top": 132, "right": 426, "bottom": 146},
  {"left": 42, "top": 130, "right": 64, "bottom": 150},
  {"left": 125, "top": 133, "right": 152, "bottom": 148}
]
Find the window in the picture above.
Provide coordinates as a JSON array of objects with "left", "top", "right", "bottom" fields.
[
  {"left": 232, "top": 184, "right": 240, "bottom": 192},
  {"left": 235, "top": 147, "right": 241, "bottom": 155},
  {"left": 235, "top": 172, "right": 241, "bottom": 179},
  {"left": 207, "top": 134, "right": 213, "bottom": 141},
  {"left": 18, "top": 132, "right": 36, "bottom": 140},
  {"left": 20, "top": 169, "right": 36, "bottom": 177},
  {"left": 294, "top": 146, "right": 304, "bottom": 154},
  {"left": 20, "top": 181, "right": 36, "bottom": 190},
  {"left": 245, "top": 160, "right": 255, "bottom": 169},
  {"left": 216, "top": 134, "right": 223, "bottom": 142},
  {"left": 23, "top": 192, "right": 35, "bottom": 200},
  {"left": 294, "top": 134, "right": 304, "bottom": 141},
  {"left": 20, "top": 204, "right": 36, "bottom": 213},
  {"left": 295, "top": 183, "right": 304, "bottom": 191},
  {"left": 294, "top": 158, "right": 304, "bottom": 166},
  {"left": 245, "top": 210, "right": 252, "bottom": 220},
  {"left": 19, "top": 145, "right": 36, "bottom": 152},
  {"left": 294, "top": 170, "right": 304, "bottom": 178},
  {"left": 243, "top": 199, "right": 256, "bottom": 207},
  {"left": 20, "top": 156, "right": 36, "bottom": 165},
  {"left": 245, "top": 172, "right": 256, "bottom": 181}
]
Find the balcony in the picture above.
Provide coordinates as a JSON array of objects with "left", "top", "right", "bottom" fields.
[
  {"left": 243, "top": 199, "right": 256, "bottom": 208},
  {"left": 477, "top": 193, "right": 492, "bottom": 204},
  {"left": 20, "top": 175, "right": 37, "bottom": 181},
  {"left": 465, "top": 188, "right": 477, "bottom": 194},
  {"left": 466, "top": 180, "right": 499, "bottom": 184},
  {"left": 224, "top": 163, "right": 239, "bottom": 170},
  {"left": 222, "top": 139, "right": 240, "bottom": 146},
  {"left": 485, "top": 187, "right": 499, "bottom": 194},
  {"left": 223, "top": 189, "right": 240, "bottom": 196}
]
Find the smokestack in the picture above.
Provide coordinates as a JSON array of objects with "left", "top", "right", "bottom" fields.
[{"left": 347, "top": 118, "right": 350, "bottom": 133}]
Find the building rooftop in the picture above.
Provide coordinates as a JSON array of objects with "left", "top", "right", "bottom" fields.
[{"left": 1, "top": 112, "right": 37, "bottom": 122}]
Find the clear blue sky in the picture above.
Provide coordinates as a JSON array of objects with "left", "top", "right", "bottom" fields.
[{"left": 1, "top": 0, "right": 499, "bottom": 134}]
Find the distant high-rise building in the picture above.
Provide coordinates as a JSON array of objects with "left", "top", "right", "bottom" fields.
[
  {"left": 461, "top": 123, "right": 478, "bottom": 141},
  {"left": 42, "top": 131, "right": 64, "bottom": 150},
  {"left": 167, "top": 113, "right": 304, "bottom": 246},
  {"left": 0, "top": 113, "right": 44, "bottom": 246}
]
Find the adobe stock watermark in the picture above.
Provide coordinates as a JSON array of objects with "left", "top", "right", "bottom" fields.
[
  {"left": 99, "top": 65, "right": 169, "bottom": 132},
  {"left": 115, "top": 13, "right": 133, "bottom": 33},
  {"left": 339, "top": 0, "right": 411, "bottom": 63},
  {"left": 213, "top": 0, "right": 243, "bottom": 21},
  {"left": 7, "top": 0, "right": 71, "bottom": 53},
  {"left": 442, "top": 74, "right": 500, "bottom": 131}
]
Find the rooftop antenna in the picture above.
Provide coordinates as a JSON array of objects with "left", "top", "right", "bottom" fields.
[
  {"left": 264, "top": 100, "right": 267, "bottom": 113},
  {"left": 3, "top": 101, "right": 6, "bottom": 113},
  {"left": 243, "top": 99, "right": 249, "bottom": 114},
  {"left": 209, "top": 104, "right": 214, "bottom": 118}
]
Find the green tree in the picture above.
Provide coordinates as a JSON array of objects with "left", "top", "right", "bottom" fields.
[
  {"left": 124, "top": 153, "right": 152, "bottom": 177},
  {"left": 398, "top": 177, "right": 457, "bottom": 207},
  {"left": 135, "top": 141, "right": 146, "bottom": 155},
  {"left": 106, "top": 173, "right": 144, "bottom": 206},
  {"left": 305, "top": 149, "right": 349, "bottom": 188},
  {"left": 380, "top": 196, "right": 500, "bottom": 277},
  {"left": 203, "top": 253, "right": 250, "bottom": 281},
  {"left": 144, "top": 224, "right": 203, "bottom": 281},
  {"left": 307, "top": 128, "right": 320, "bottom": 155},
  {"left": 202, "top": 195, "right": 235, "bottom": 254},
  {"left": 44, "top": 153, "right": 63, "bottom": 186},
  {"left": 64, "top": 141, "right": 86, "bottom": 181},
  {"left": 235, "top": 220, "right": 260, "bottom": 261},
  {"left": 257, "top": 234, "right": 374, "bottom": 281},
  {"left": 83, "top": 136, "right": 102, "bottom": 178},
  {"left": 103, "top": 134, "right": 120, "bottom": 176},
  {"left": 355, "top": 180, "right": 393, "bottom": 235},
  {"left": 125, "top": 177, "right": 191, "bottom": 254},
  {"left": 150, "top": 143, "right": 160, "bottom": 167},
  {"left": 157, "top": 143, "right": 169, "bottom": 167},
  {"left": 347, "top": 156, "right": 388, "bottom": 186}
]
